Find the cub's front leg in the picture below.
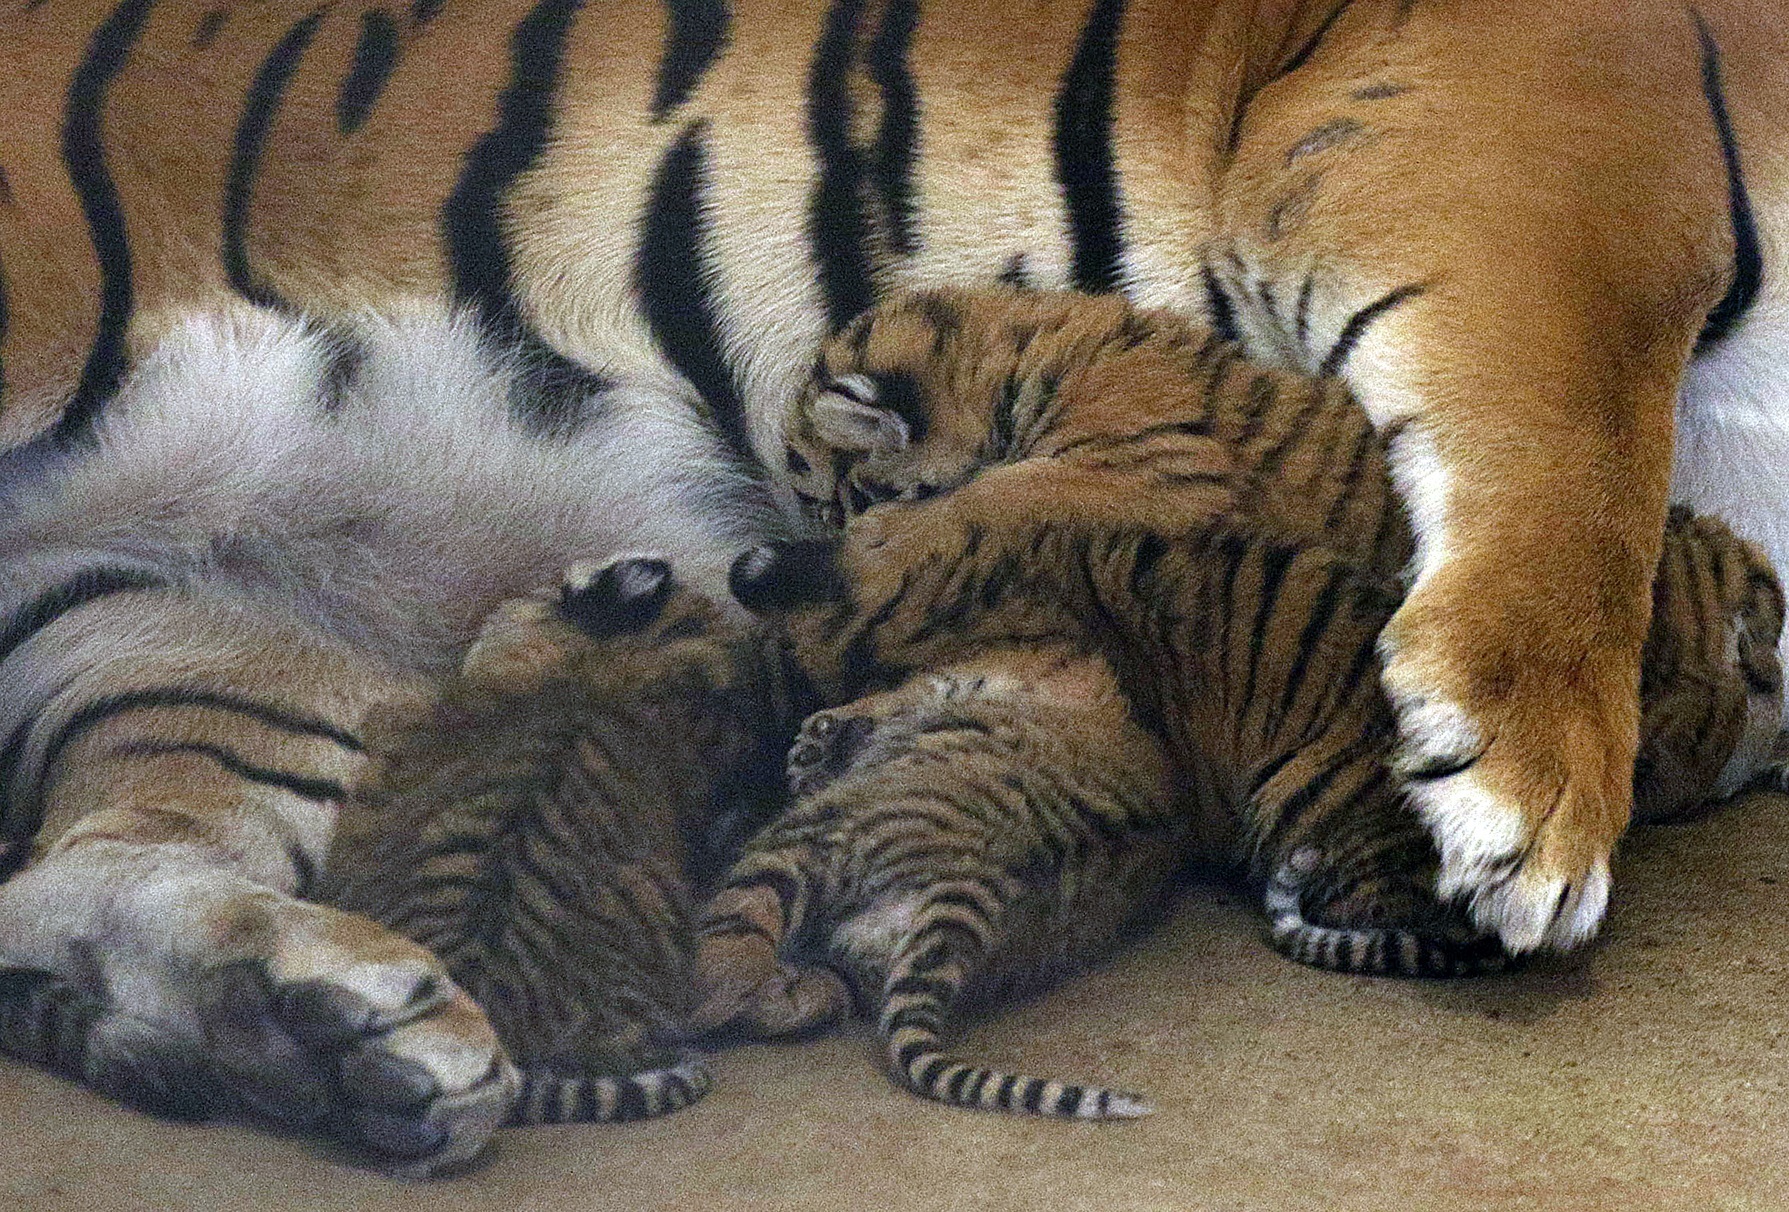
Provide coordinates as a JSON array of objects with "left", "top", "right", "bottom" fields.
[
  {"left": 0, "top": 608, "right": 515, "bottom": 1174},
  {"left": 1213, "top": 2, "right": 1739, "bottom": 949}
]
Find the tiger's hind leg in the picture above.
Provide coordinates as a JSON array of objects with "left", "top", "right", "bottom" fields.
[
  {"left": 691, "top": 827, "right": 854, "bottom": 1041},
  {"left": 0, "top": 596, "right": 516, "bottom": 1175},
  {"left": 693, "top": 696, "right": 954, "bottom": 1041}
]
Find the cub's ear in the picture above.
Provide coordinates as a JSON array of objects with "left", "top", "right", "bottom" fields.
[
  {"left": 809, "top": 373, "right": 910, "bottom": 454},
  {"left": 730, "top": 540, "right": 849, "bottom": 615}
]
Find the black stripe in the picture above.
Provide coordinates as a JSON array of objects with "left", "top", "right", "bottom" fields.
[
  {"left": 224, "top": 8, "right": 327, "bottom": 308},
  {"left": 411, "top": 0, "right": 446, "bottom": 22},
  {"left": 1, "top": 686, "right": 358, "bottom": 879},
  {"left": 1273, "top": 563, "right": 1350, "bottom": 728},
  {"left": 44, "top": 687, "right": 363, "bottom": 771},
  {"left": 651, "top": 0, "right": 730, "bottom": 121},
  {"left": 0, "top": 568, "right": 167, "bottom": 668},
  {"left": 112, "top": 740, "right": 347, "bottom": 802},
  {"left": 287, "top": 839, "right": 317, "bottom": 896},
  {"left": 1322, "top": 420, "right": 1378, "bottom": 533},
  {"left": 575, "top": 1074, "right": 600, "bottom": 1122},
  {"left": 1240, "top": 545, "right": 1297, "bottom": 717},
  {"left": 807, "top": 0, "right": 877, "bottom": 330},
  {"left": 1257, "top": 731, "right": 1381, "bottom": 855},
  {"left": 1691, "top": 11, "right": 1762, "bottom": 352},
  {"left": 57, "top": 0, "right": 158, "bottom": 446},
  {"left": 1275, "top": 0, "right": 1358, "bottom": 81},
  {"left": 192, "top": 7, "right": 229, "bottom": 47},
  {"left": 1053, "top": 0, "right": 1127, "bottom": 294},
  {"left": 614, "top": 1077, "right": 649, "bottom": 1122},
  {"left": 1403, "top": 747, "right": 1482, "bottom": 782},
  {"left": 894, "top": 1038, "right": 933, "bottom": 1068},
  {"left": 866, "top": 0, "right": 920, "bottom": 256},
  {"left": 1201, "top": 264, "right": 1240, "bottom": 342},
  {"left": 914, "top": 1054, "right": 952, "bottom": 1089},
  {"left": 440, "top": 0, "right": 612, "bottom": 431},
  {"left": 887, "top": 974, "right": 956, "bottom": 1002},
  {"left": 1294, "top": 273, "right": 1315, "bottom": 347},
  {"left": 337, "top": 10, "right": 401, "bottom": 135},
  {"left": 1318, "top": 283, "right": 1423, "bottom": 378},
  {"left": 441, "top": 0, "right": 583, "bottom": 321},
  {"left": 635, "top": 120, "right": 759, "bottom": 471}
]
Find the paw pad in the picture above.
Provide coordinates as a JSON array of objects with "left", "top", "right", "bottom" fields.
[
  {"left": 558, "top": 557, "right": 673, "bottom": 637},
  {"left": 788, "top": 711, "right": 875, "bottom": 797}
]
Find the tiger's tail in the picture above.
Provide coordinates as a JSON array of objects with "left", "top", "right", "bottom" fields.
[
  {"left": 505, "top": 1050, "right": 713, "bottom": 1126},
  {"left": 1263, "top": 850, "right": 1512, "bottom": 978},
  {"left": 875, "top": 904, "right": 1151, "bottom": 1121}
]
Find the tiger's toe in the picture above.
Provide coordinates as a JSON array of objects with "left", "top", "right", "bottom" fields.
[
  {"left": 788, "top": 710, "right": 875, "bottom": 797},
  {"left": 187, "top": 903, "right": 516, "bottom": 1174}
]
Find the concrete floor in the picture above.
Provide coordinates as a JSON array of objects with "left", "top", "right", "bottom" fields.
[{"left": 5, "top": 792, "right": 1786, "bottom": 1212}]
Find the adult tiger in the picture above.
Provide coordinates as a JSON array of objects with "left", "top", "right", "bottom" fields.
[{"left": 0, "top": 0, "right": 1785, "bottom": 1173}]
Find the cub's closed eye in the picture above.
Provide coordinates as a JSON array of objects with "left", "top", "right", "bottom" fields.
[{"left": 824, "top": 373, "right": 878, "bottom": 405}]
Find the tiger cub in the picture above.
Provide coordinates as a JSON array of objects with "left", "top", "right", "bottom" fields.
[
  {"left": 741, "top": 286, "right": 1785, "bottom": 980},
  {"left": 695, "top": 627, "right": 1182, "bottom": 1119},
  {"left": 321, "top": 558, "right": 798, "bottom": 1126},
  {"left": 701, "top": 504, "right": 1780, "bottom": 1121}
]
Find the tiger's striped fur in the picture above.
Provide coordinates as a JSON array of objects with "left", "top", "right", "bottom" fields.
[
  {"left": 323, "top": 557, "right": 797, "bottom": 1126},
  {"left": 0, "top": 303, "right": 773, "bottom": 1169},
  {"left": 5, "top": 0, "right": 1789, "bottom": 1166},
  {"left": 749, "top": 288, "right": 1787, "bottom": 982},
  {"left": 696, "top": 639, "right": 1176, "bottom": 1119}
]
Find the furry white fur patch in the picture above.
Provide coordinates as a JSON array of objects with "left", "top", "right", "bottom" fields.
[
  {"left": 1407, "top": 766, "right": 1610, "bottom": 953},
  {"left": 1675, "top": 187, "right": 1789, "bottom": 727},
  {"left": 0, "top": 302, "right": 770, "bottom": 679}
]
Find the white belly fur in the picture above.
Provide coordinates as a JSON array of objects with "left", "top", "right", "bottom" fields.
[{"left": 1674, "top": 283, "right": 1789, "bottom": 727}]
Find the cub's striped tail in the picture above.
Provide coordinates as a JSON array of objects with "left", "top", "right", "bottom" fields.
[
  {"left": 878, "top": 917, "right": 1151, "bottom": 1121},
  {"left": 1264, "top": 850, "right": 1511, "bottom": 978},
  {"left": 507, "top": 1051, "right": 713, "bottom": 1126}
]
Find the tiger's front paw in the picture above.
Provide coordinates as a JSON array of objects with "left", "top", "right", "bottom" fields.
[
  {"left": 0, "top": 865, "right": 516, "bottom": 1177},
  {"left": 1380, "top": 607, "right": 1634, "bottom": 954}
]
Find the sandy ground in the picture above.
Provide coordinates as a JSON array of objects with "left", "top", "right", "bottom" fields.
[{"left": 5, "top": 791, "right": 1786, "bottom": 1212}]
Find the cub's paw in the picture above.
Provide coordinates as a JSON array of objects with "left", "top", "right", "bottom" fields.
[
  {"left": 787, "top": 710, "right": 876, "bottom": 798},
  {"left": 555, "top": 556, "right": 676, "bottom": 638},
  {"left": 846, "top": 500, "right": 966, "bottom": 584},
  {"left": 462, "top": 557, "right": 715, "bottom": 691},
  {"left": 1381, "top": 616, "right": 1631, "bottom": 954},
  {"left": 692, "top": 942, "right": 852, "bottom": 1041}
]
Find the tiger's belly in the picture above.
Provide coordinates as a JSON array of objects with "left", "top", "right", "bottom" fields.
[{"left": 1674, "top": 297, "right": 1789, "bottom": 730}]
